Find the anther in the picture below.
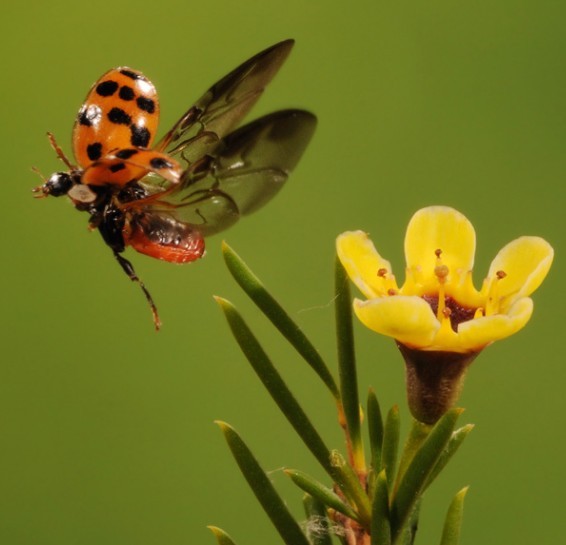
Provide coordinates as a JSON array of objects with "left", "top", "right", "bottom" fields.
[{"left": 435, "top": 264, "right": 450, "bottom": 282}]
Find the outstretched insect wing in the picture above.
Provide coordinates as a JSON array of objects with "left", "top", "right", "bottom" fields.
[
  {"left": 141, "top": 109, "right": 317, "bottom": 236},
  {"left": 155, "top": 40, "right": 295, "bottom": 168},
  {"left": 205, "top": 109, "right": 317, "bottom": 216}
]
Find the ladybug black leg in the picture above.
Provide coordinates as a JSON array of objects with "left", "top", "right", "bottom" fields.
[{"left": 113, "top": 251, "right": 161, "bottom": 331}]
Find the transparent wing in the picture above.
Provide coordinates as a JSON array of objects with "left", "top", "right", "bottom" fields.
[
  {"left": 140, "top": 109, "right": 317, "bottom": 236},
  {"left": 154, "top": 40, "right": 295, "bottom": 169}
]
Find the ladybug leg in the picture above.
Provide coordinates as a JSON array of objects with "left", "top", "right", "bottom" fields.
[
  {"left": 118, "top": 155, "right": 214, "bottom": 212},
  {"left": 113, "top": 251, "right": 161, "bottom": 331},
  {"left": 47, "top": 132, "right": 75, "bottom": 170}
]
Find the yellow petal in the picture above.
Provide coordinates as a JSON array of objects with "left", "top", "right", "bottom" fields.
[
  {"left": 353, "top": 296, "right": 440, "bottom": 348},
  {"left": 487, "top": 236, "right": 554, "bottom": 305},
  {"left": 404, "top": 207, "right": 476, "bottom": 291},
  {"left": 457, "top": 297, "right": 534, "bottom": 350},
  {"left": 336, "top": 231, "right": 397, "bottom": 298}
]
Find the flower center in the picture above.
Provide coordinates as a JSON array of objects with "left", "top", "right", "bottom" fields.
[
  {"left": 415, "top": 248, "right": 509, "bottom": 331},
  {"left": 426, "top": 248, "right": 477, "bottom": 332},
  {"left": 422, "top": 294, "right": 476, "bottom": 332}
]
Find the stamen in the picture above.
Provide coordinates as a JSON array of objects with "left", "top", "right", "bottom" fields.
[
  {"left": 377, "top": 267, "right": 398, "bottom": 295},
  {"left": 485, "top": 269, "right": 507, "bottom": 316},
  {"left": 434, "top": 248, "right": 449, "bottom": 320}
]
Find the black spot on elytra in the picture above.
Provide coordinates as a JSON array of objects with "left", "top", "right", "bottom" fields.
[
  {"left": 87, "top": 142, "right": 103, "bottom": 161},
  {"left": 78, "top": 110, "right": 91, "bottom": 126},
  {"left": 115, "top": 148, "right": 138, "bottom": 159},
  {"left": 108, "top": 107, "right": 131, "bottom": 125},
  {"left": 130, "top": 125, "right": 151, "bottom": 147},
  {"left": 96, "top": 80, "right": 118, "bottom": 97},
  {"left": 136, "top": 96, "right": 155, "bottom": 114},
  {"left": 119, "top": 86, "right": 135, "bottom": 101},
  {"left": 120, "top": 69, "right": 142, "bottom": 80},
  {"left": 149, "top": 157, "right": 173, "bottom": 170},
  {"left": 109, "top": 162, "right": 126, "bottom": 173}
]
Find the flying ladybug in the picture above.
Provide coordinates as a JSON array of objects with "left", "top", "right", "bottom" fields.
[{"left": 33, "top": 40, "right": 316, "bottom": 330}]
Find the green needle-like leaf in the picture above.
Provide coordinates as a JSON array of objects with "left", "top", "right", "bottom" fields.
[
  {"left": 303, "top": 494, "right": 333, "bottom": 545},
  {"left": 395, "top": 420, "right": 432, "bottom": 490},
  {"left": 216, "top": 422, "right": 310, "bottom": 545},
  {"left": 335, "top": 256, "right": 364, "bottom": 467},
  {"left": 368, "top": 389, "right": 385, "bottom": 473},
  {"left": 425, "top": 424, "right": 474, "bottom": 490},
  {"left": 286, "top": 468, "right": 360, "bottom": 522},
  {"left": 390, "top": 409, "right": 462, "bottom": 544},
  {"left": 398, "top": 500, "right": 421, "bottom": 545},
  {"left": 207, "top": 526, "right": 240, "bottom": 545},
  {"left": 215, "top": 297, "right": 334, "bottom": 476},
  {"left": 222, "top": 242, "right": 339, "bottom": 398},
  {"left": 370, "top": 470, "right": 391, "bottom": 545},
  {"left": 381, "top": 406, "right": 400, "bottom": 490},
  {"left": 330, "top": 450, "right": 372, "bottom": 529},
  {"left": 439, "top": 487, "right": 469, "bottom": 545}
]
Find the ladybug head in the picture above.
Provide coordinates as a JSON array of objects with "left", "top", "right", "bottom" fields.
[
  {"left": 33, "top": 169, "right": 99, "bottom": 205},
  {"left": 45, "top": 172, "right": 74, "bottom": 196},
  {"left": 32, "top": 171, "right": 73, "bottom": 198}
]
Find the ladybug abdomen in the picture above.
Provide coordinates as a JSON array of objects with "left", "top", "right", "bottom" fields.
[
  {"left": 125, "top": 214, "right": 205, "bottom": 264},
  {"left": 73, "top": 67, "right": 160, "bottom": 169}
]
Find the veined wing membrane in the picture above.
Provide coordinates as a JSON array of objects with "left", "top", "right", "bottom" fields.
[
  {"left": 143, "top": 109, "right": 316, "bottom": 236},
  {"left": 155, "top": 40, "right": 295, "bottom": 168}
]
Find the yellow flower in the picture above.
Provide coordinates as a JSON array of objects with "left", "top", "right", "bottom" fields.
[
  {"left": 336, "top": 206, "right": 553, "bottom": 354},
  {"left": 337, "top": 206, "right": 553, "bottom": 424}
]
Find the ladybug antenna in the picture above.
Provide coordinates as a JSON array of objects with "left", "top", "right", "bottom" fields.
[
  {"left": 113, "top": 251, "right": 162, "bottom": 331},
  {"left": 31, "top": 166, "right": 49, "bottom": 198},
  {"left": 31, "top": 165, "right": 46, "bottom": 180},
  {"left": 47, "top": 132, "right": 75, "bottom": 170}
]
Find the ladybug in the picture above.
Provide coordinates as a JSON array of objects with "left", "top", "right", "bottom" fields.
[{"left": 33, "top": 40, "right": 316, "bottom": 330}]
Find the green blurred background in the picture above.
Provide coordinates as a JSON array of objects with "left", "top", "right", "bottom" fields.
[{"left": 2, "top": 0, "right": 564, "bottom": 543}]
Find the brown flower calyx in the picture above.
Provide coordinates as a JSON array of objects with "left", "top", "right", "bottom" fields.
[{"left": 397, "top": 342, "right": 479, "bottom": 424}]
